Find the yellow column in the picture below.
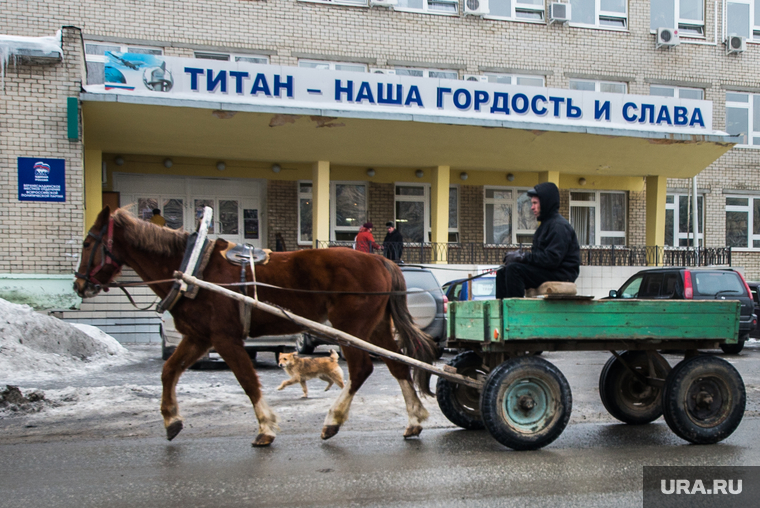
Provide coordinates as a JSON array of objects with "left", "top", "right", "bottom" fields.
[
  {"left": 84, "top": 149, "right": 102, "bottom": 233},
  {"left": 538, "top": 171, "right": 560, "bottom": 186},
  {"left": 645, "top": 175, "right": 667, "bottom": 266},
  {"left": 312, "top": 161, "right": 331, "bottom": 248},
  {"left": 430, "top": 165, "right": 450, "bottom": 263}
]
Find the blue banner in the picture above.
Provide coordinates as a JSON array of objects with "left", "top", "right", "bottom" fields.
[{"left": 18, "top": 157, "right": 66, "bottom": 202}]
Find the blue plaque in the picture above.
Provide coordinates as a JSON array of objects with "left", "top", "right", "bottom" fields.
[{"left": 18, "top": 157, "right": 66, "bottom": 202}]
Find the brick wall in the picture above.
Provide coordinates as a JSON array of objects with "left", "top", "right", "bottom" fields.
[
  {"left": 266, "top": 180, "right": 298, "bottom": 250},
  {"left": 459, "top": 185, "right": 483, "bottom": 243},
  {"left": 0, "top": 27, "right": 84, "bottom": 275},
  {"left": 368, "top": 182, "right": 394, "bottom": 230}
]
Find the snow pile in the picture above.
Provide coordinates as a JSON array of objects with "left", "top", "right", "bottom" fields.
[{"left": 0, "top": 298, "right": 131, "bottom": 384}]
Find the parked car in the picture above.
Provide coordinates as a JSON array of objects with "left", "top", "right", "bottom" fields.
[
  {"left": 297, "top": 266, "right": 448, "bottom": 358},
  {"left": 607, "top": 267, "right": 757, "bottom": 354},
  {"left": 748, "top": 281, "right": 760, "bottom": 340},
  {"left": 444, "top": 275, "right": 496, "bottom": 302}
]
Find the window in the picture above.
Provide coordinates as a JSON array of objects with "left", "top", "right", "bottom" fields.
[
  {"left": 449, "top": 186, "right": 459, "bottom": 243},
  {"left": 481, "top": 73, "right": 545, "bottom": 87},
  {"left": 665, "top": 193, "right": 704, "bottom": 247},
  {"left": 484, "top": 188, "right": 537, "bottom": 245},
  {"left": 726, "top": 0, "right": 760, "bottom": 40},
  {"left": 394, "top": 0, "right": 459, "bottom": 14},
  {"left": 650, "top": 0, "right": 705, "bottom": 36},
  {"left": 194, "top": 51, "right": 269, "bottom": 64},
  {"left": 331, "top": 182, "right": 368, "bottom": 241},
  {"left": 569, "top": 79, "right": 627, "bottom": 94},
  {"left": 570, "top": 191, "right": 626, "bottom": 246},
  {"left": 725, "top": 92, "right": 760, "bottom": 146},
  {"left": 569, "top": 0, "right": 628, "bottom": 29},
  {"left": 487, "top": 0, "right": 545, "bottom": 21},
  {"left": 650, "top": 85, "right": 704, "bottom": 100},
  {"left": 299, "top": 0, "right": 366, "bottom": 6},
  {"left": 395, "top": 68, "right": 459, "bottom": 79},
  {"left": 395, "top": 185, "right": 429, "bottom": 243},
  {"left": 298, "top": 182, "right": 313, "bottom": 245},
  {"left": 299, "top": 60, "right": 367, "bottom": 72},
  {"left": 725, "top": 195, "right": 760, "bottom": 248},
  {"left": 84, "top": 42, "right": 163, "bottom": 85},
  {"left": 136, "top": 197, "right": 184, "bottom": 230}
]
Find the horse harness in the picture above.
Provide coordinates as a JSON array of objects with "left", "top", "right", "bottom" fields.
[
  {"left": 221, "top": 243, "right": 270, "bottom": 339},
  {"left": 75, "top": 216, "right": 124, "bottom": 288}
]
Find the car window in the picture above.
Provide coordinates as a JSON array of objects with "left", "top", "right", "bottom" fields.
[
  {"left": 618, "top": 275, "right": 643, "bottom": 298},
  {"left": 403, "top": 270, "right": 442, "bottom": 294},
  {"left": 639, "top": 274, "right": 664, "bottom": 298},
  {"left": 662, "top": 273, "right": 679, "bottom": 298},
  {"left": 472, "top": 278, "right": 495, "bottom": 298},
  {"left": 693, "top": 272, "right": 745, "bottom": 297}
]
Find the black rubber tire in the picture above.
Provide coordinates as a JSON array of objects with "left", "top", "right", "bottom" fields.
[
  {"left": 162, "top": 344, "right": 175, "bottom": 362},
  {"left": 720, "top": 334, "right": 747, "bottom": 355},
  {"left": 599, "top": 351, "right": 671, "bottom": 425},
  {"left": 662, "top": 355, "right": 746, "bottom": 445},
  {"left": 296, "top": 334, "right": 315, "bottom": 355},
  {"left": 480, "top": 356, "right": 572, "bottom": 451},
  {"left": 436, "top": 351, "right": 486, "bottom": 430}
]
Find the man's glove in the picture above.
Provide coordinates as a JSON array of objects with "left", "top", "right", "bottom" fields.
[{"left": 503, "top": 250, "right": 526, "bottom": 265}]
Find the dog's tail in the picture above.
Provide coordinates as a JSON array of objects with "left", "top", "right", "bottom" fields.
[
  {"left": 380, "top": 258, "right": 438, "bottom": 397},
  {"left": 329, "top": 349, "right": 339, "bottom": 362}
]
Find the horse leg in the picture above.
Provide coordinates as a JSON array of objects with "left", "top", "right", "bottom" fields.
[
  {"left": 211, "top": 337, "right": 279, "bottom": 447},
  {"left": 161, "top": 336, "right": 209, "bottom": 441},
  {"left": 321, "top": 346, "right": 373, "bottom": 440},
  {"left": 376, "top": 318, "right": 430, "bottom": 438}
]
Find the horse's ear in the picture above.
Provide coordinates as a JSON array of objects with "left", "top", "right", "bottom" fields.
[{"left": 94, "top": 206, "right": 111, "bottom": 228}]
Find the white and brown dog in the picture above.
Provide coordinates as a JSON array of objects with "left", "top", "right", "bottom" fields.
[{"left": 277, "top": 349, "right": 345, "bottom": 398}]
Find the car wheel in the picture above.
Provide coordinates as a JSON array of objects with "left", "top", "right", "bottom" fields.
[
  {"left": 662, "top": 355, "right": 745, "bottom": 444},
  {"left": 436, "top": 351, "right": 486, "bottom": 430},
  {"left": 720, "top": 334, "right": 747, "bottom": 355},
  {"left": 162, "top": 344, "right": 175, "bottom": 361},
  {"left": 296, "top": 334, "right": 315, "bottom": 355}
]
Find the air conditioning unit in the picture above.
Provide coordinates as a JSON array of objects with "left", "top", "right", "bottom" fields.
[
  {"left": 370, "top": 0, "right": 397, "bottom": 7},
  {"left": 369, "top": 68, "right": 397, "bottom": 75},
  {"left": 727, "top": 34, "right": 746, "bottom": 54},
  {"left": 463, "top": 74, "right": 489, "bottom": 82},
  {"left": 549, "top": 2, "right": 571, "bottom": 24},
  {"left": 656, "top": 27, "right": 680, "bottom": 48},
  {"left": 464, "top": 0, "right": 489, "bottom": 16}
]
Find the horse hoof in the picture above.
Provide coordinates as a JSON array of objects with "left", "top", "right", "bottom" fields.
[
  {"left": 404, "top": 425, "right": 423, "bottom": 439},
  {"left": 252, "top": 433, "right": 275, "bottom": 447},
  {"left": 321, "top": 425, "right": 340, "bottom": 440},
  {"left": 166, "top": 420, "right": 183, "bottom": 441}
]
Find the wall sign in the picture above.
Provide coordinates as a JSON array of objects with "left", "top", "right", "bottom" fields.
[{"left": 18, "top": 157, "right": 65, "bottom": 202}]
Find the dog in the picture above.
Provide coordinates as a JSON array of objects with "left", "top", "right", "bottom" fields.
[{"left": 277, "top": 349, "right": 345, "bottom": 398}]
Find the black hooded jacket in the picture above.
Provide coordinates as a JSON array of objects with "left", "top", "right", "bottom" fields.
[{"left": 523, "top": 182, "right": 581, "bottom": 281}]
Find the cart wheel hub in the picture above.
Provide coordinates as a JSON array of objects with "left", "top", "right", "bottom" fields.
[
  {"left": 503, "top": 379, "right": 551, "bottom": 428},
  {"left": 686, "top": 380, "right": 724, "bottom": 421},
  {"left": 518, "top": 395, "right": 535, "bottom": 411}
]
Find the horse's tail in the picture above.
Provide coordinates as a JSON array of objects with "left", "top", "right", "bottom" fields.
[{"left": 381, "top": 258, "right": 438, "bottom": 397}]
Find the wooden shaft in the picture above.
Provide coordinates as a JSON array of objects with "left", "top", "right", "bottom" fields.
[{"left": 174, "top": 271, "right": 483, "bottom": 389}]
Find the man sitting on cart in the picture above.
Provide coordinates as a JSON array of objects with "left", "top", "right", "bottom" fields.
[{"left": 495, "top": 182, "right": 581, "bottom": 299}]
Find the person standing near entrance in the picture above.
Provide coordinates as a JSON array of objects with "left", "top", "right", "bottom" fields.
[
  {"left": 382, "top": 221, "right": 404, "bottom": 261},
  {"left": 495, "top": 182, "right": 580, "bottom": 298},
  {"left": 354, "top": 222, "right": 381, "bottom": 253},
  {"left": 149, "top": 208, "right": 166, "bottom": 227}
]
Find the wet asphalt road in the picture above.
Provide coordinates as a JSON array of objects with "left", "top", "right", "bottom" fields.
[{"left": 1, "top": 345, "right": 760, "bottom": 507}]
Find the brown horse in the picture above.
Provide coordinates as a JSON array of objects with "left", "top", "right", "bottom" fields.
[{"left": 73, "top": 206, "right": 438, "bottom": 446}]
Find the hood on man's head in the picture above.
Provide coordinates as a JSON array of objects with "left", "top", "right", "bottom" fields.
[{"left": 527, "top": 182, "right": 560, "bottom": 220}]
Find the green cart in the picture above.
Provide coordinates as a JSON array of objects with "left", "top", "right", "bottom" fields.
[{"left": 438, "top": 297, "right": 747, "bottom": 451}]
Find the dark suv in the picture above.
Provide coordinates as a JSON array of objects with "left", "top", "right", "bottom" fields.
[{"left": 608, "top": 267, "right": 757, "bottom": 354}]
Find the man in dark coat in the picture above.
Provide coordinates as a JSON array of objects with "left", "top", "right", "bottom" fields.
[
  {"left": 382, "top": 221, "right": 404, "bottom": 261},
  {"left": 495, "top": 182, "right": 581, "bottom": 298}
]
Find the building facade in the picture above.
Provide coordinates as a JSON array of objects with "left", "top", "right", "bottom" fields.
[{"left": 2, "top": 0, "right": 759, "bottom": 328}]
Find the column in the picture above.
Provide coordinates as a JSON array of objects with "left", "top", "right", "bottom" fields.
[
  {"left": 538, "top": 171, "right": 560, "bottom": 186},
  {"left": 312, "top": 161, "right": 330, "bottom": 248},
  {"left": 84, "top": 149, "right": 102, "bottom": 233},
  {"left": 431, "top": 165, "right": 450, "bottom": 263},
  {"left": 645, "top": 175, "right": 667, "bottom": 266}
]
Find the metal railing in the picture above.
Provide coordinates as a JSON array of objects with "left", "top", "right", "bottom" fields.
[{"left": 314, "top": 241, "right": 732, "bottom": 267}]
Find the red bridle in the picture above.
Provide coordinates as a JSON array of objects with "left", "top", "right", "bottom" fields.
[{"left": 75, "top": 216, "right": 124, "bottom": 289}]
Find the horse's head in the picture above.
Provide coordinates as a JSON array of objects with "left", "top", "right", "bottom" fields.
[{"left": 74, "top": 206, "right": 125, "bottom": 298}]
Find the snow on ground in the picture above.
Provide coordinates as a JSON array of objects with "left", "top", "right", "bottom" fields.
[{"left": 0, "top": 298, "right": 133, "bottom": 385}]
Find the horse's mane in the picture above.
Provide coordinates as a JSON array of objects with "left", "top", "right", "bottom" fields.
[{"left": 112, "top": 208, "right": 189, "bottom": 257}]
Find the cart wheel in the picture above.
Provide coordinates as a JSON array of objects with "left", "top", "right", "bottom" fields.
[
  {"left": 662, "top": 355, "right": 745, "bottom": 445},
  {"left": 599, "top": 351, "right": 670, "bottom": 425},
  {"left": 480, "top": 356, "right": 571, "bottom": 451},
  {"left": 436, "top": 351, "right": 486, "bottom": 430}
]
